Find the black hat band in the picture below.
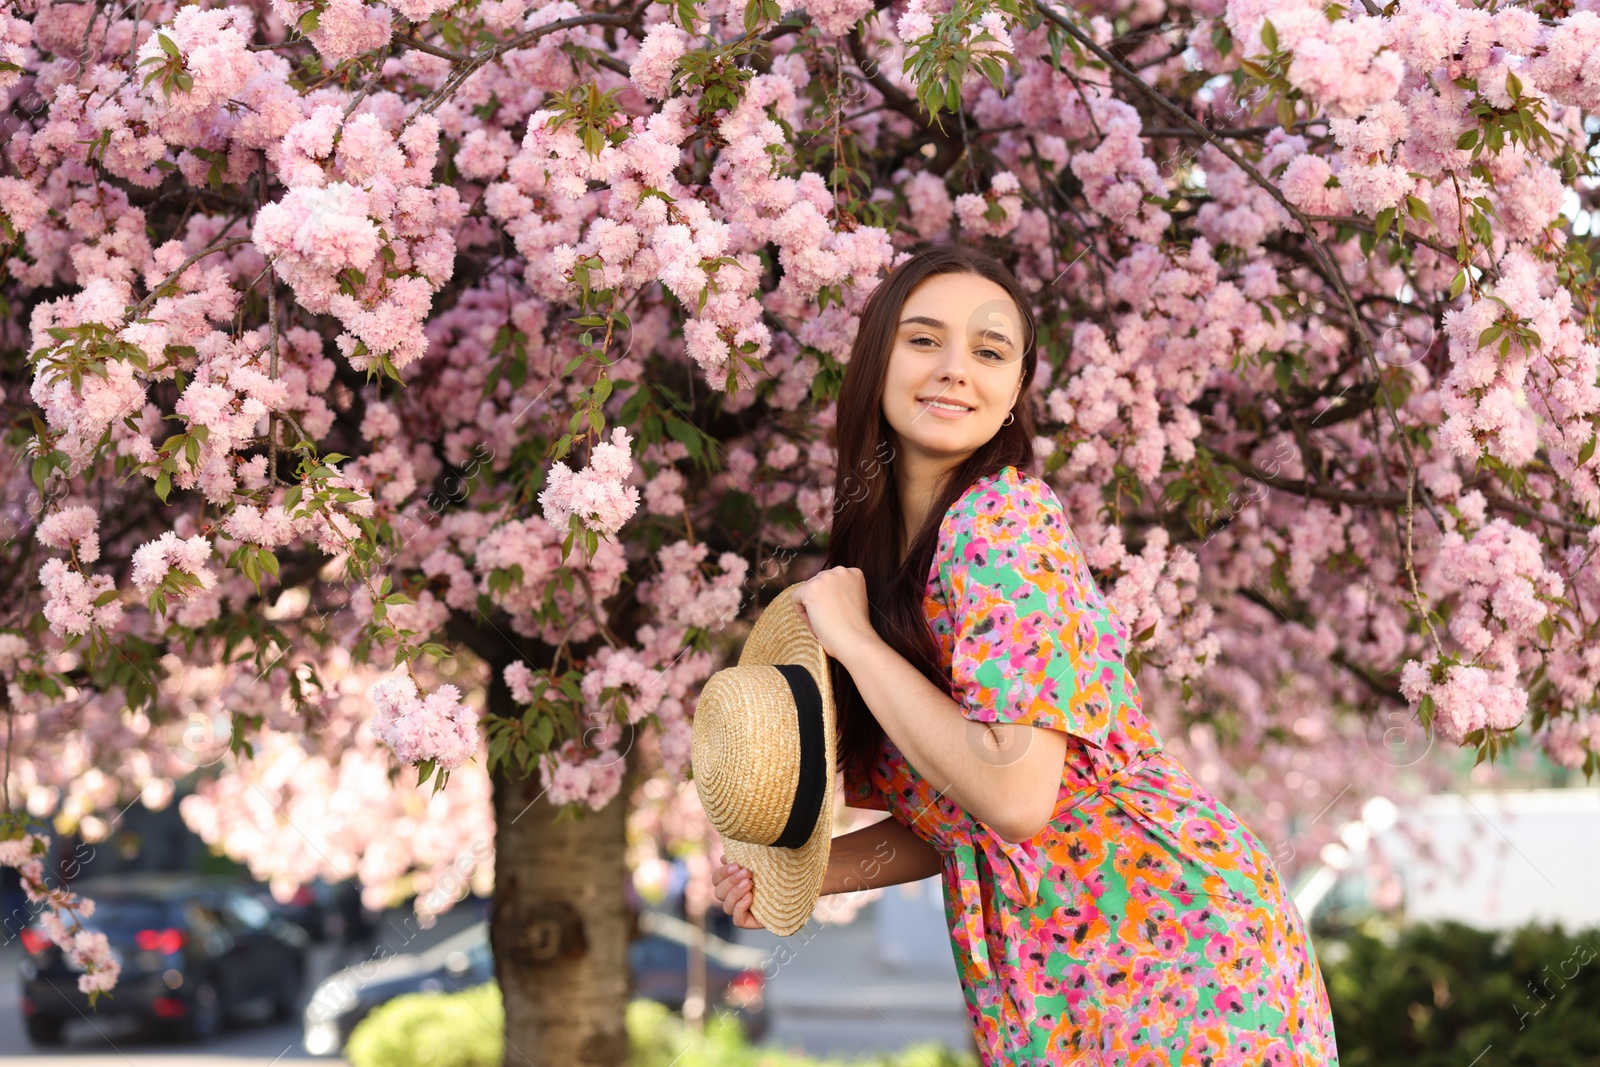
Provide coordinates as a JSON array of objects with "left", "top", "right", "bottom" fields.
[{"left": 770, "top": 663, "right": 825, "bottom": 850}]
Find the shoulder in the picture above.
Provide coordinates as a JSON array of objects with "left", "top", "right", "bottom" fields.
[
  {"left": 931, "top": 466, "right": 1073, "bottom": 588},
  {"left": 944, "top": 465, "right": 1067, "bottom": 540}
]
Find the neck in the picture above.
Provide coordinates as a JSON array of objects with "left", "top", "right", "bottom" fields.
[{"left": 896, "top": 453, "right": 958, "bottom": 565}]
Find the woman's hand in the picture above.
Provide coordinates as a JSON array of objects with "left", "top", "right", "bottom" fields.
[
  {"left": 711, "top": 856, "right": 767, "bottom": 930},
  {"left": 789, "top": 568, "right": 879, "bottom": 663}
]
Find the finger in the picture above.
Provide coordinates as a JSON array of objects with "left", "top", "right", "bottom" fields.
[
  {"left": 732, "top": 888, "right": 752, "bottom": 928},
  {"left": 724, "top": 882, "right": 747, "bottom": 912}
]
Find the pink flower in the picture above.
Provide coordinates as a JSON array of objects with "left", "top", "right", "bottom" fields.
[
  {"left": 369, "top": 675, "right": 480, "bottom": 772},
  {"left": 630, "top": 22, "right": 689, "bottom": 101},
  {"left": 131, "top": 531, "right": 217, "bottom": 595},
  {"left": 37, "top": 505, "right": 100, "bottom": 563},
  {"left": 38, "top": 559, "right": 122, "bottom": 637},
  {"left": 538, "top": 427, "right": 641, "bottom": 537},
  {"left": 505, "top": 661, "right": 539, "bottom": 704},
  {"left": 135, "top": 6, "right": 261, "bottom": 116}
]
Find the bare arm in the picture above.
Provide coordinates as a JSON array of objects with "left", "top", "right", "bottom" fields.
[
  {"left": 820, "top": 814, "right": 943, "bottom": 895},
  {"left": 712, "top": 816, "right": 943, "bottom": 930},
  {"left": 837, "top": 635, "right": 1068, "bottom": 843}
]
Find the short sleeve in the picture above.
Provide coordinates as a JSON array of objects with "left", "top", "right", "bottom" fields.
[{"left": 936, "top": 471, "right": 1124, "bottom": 751}]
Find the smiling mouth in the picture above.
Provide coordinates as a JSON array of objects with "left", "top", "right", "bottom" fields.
[{"left": 917, "top": 398, "right": 975, "bottom": 412}]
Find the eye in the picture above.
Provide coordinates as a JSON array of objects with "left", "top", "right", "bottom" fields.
[
  {"left": 909, "top": 336, "right": 937, "bottom": 347},
  {"left": 977, "top": 348, "right": 1006, "bottom": 362}
]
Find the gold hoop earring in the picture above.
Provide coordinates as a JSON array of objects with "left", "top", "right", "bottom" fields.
[{"left": 1002, "top": 411, "right": 1015, "bottom": 426}]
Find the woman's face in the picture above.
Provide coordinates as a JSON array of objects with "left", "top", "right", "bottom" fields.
[{"left": 880, "top": 271, "right": 1025, "bottom": 468}]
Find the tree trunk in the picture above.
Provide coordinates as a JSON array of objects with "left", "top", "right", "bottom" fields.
[{"left": 489, "top": 682, "right": 636, "bottom": 1066}]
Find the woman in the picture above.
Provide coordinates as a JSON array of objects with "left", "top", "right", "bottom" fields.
[{"left": 711, "top": 244, "right": 1339, "bottom": 1065}]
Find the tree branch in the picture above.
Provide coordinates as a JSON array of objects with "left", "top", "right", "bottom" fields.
[
  {"left": 1237, "top": 585, "right": 1404, "bottom": 703},
  {"left": 132, "top": 236, "right": 252, "bottom": 316},
  {"left": 1032, "top": 0, "right": 1446, "bottom": 535}
]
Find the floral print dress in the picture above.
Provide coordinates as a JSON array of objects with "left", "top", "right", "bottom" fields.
[{"left": 841, "top": 465, "right": 1339, "bottom": 1066}]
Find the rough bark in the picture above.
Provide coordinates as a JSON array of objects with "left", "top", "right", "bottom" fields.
[{"left": 489, "top": 676, "right": 637, "bottom": 1067}]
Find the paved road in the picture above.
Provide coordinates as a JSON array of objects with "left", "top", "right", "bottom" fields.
[{"left": 0, "top": 901, "right": 487, "bottom": 1065}]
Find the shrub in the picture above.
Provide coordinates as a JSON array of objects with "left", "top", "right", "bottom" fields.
[
  {"left": 344, "top": 986, "right": 979, "bottom": 1067},
  {"left": 1320, "top": 921, "right": 1600, "bottom": 1067},
  {"left": 345, "top": 983, "right": 504, "bottom": 1067}
]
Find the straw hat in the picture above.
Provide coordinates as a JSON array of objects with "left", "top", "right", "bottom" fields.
[{"left": 691, "top": 582, "right": 836, "bottom": 937}]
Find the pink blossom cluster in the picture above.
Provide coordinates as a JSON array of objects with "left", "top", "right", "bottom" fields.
[
  {"left": 407, "top": 508, "right": 629, "bottom": 645},
  {"left": 538, "top": 426, "right": 641, "bottom": 537},
  {"left": 954, "top": 171, "right": 1024, "bottom": 239},
  {"left": 132, "top": 7, "right": 258, "bottom": 116},
  {"left": 1443, "top": 255, "right": 1600, "bottom": 505},
  {"left": 788, "top": 0, "right": 875, "bottom": 38},
  {"left": 1400, "top": 660, "right": 1527, "bottom": 745},
  {"left": 269, "top": 0, "right": 392, "bottom": 65},
  {"left": 537, "top": 736, "right": 625, "bottom": 811},
  {"left": 0, "top": 834, "right": 121, "bottom": 996},
  {"left": 629, "top": 22, "right": 689, "bottom": 100},
  {"left": 253, "top": 105, "right": 466, "bottom": 373},
  {"left": 174, "top": 652, "right": 496, "bottom": 921},
  {"left": 505, "top": 660, "right": 540, "bottom": 704},
  {"left": 1430, "top": 516, "right": 1564, "bottom": 654},
  {"left": 36, "top": 505, "right": 101, "bottom": 563},
  {"left": 369, "top": 674, "right": 480, "bottom": 771},
  {"left": 38, "top": 559, "right": 123, "bottom": 637},
  {"left": 130, "top": 531, "right": 217, "bottom": 595},
  {"left": 637, "top": 540, "right": 750, "bottom": 632},
  {"left": 1540, "top": 713, "right": 1600, "bottom": 769}
]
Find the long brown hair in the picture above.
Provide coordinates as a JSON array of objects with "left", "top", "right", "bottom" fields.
[{"left": 822, "top": 243, "right": 1041, "bottom": 788}]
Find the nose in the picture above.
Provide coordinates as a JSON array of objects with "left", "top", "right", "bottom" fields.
[{"left": 936, "top": 344, "right": 969, "bottom": 384}]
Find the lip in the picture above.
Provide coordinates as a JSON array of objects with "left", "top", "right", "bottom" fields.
[{"left": 917, "top": 398, "right": 975, "bottom": 418}]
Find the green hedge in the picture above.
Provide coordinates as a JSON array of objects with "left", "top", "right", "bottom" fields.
[
  {"left": 344, "top": 988, "right": 977, "bottom": 1067},
  {"left": 345, "top": 983, "right": 505, "bottom": 1067},
  {"left": 1320, "top": 921, "right": 1600, "bottom": 1066}
]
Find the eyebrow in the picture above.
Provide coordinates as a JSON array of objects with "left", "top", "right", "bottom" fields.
[{"left": 899, "top": 316, "right": 1017, "bottom": 348}]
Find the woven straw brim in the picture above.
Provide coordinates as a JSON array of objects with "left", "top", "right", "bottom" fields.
[
  {"left": 699, "top": 583, "right": 835, "bottom": 938},
  {"left": 719, "top": 791, "right": 831, "bottom": 937}
]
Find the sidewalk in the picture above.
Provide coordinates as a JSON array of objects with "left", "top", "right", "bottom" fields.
[{"left": 734, "top": 887, "right": 978, "bottom": 1059}]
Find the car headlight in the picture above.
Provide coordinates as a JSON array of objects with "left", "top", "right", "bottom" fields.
[{"left": 303, "top": 1019, "right": 342, "bottom": 1056}]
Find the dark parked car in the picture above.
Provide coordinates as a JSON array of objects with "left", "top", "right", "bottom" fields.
[
  {"left": 254, "top": 877, "right": 377, "bottom": 945},
  {"left": 301, "top": 909, "right": 769, "bottom": 1056},
  {"left": 18, "top": 872, "right": 311, "bottom": 1046}
]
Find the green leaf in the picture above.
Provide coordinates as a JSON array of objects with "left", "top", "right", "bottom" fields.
[
  {"left": 155, "top": 470, "right": 171, "bottom": 503},
  {"left": 1448, "top": 268, "right": 1468, "bottom": 300},
  {"left": 258, "top": 549, "right": 280, "bottom": 580},
  {"left": 1375, "top": 207, "right": 1396, "bottom": 241},
  {"left": 1476, "top": 324, "right": 1503, "bottom": 350},
  {"left": 1580, "top": 432, "right": 1597, "bottom": 466},
  {"left": 1260, "top": 18, "right": 1278, "bottom": 52},
  {"left": 158, "top": 32, "right": 180, "bottom": 58},
  {"left": 298, "top": 8, "right": 320, "bottom": 32},
  {"left": 1275, "top": 95, "right": 1295, "bottom": 131},
  {"left": 1456, "top": 129, "right": 1478, "bottom": 150}
]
